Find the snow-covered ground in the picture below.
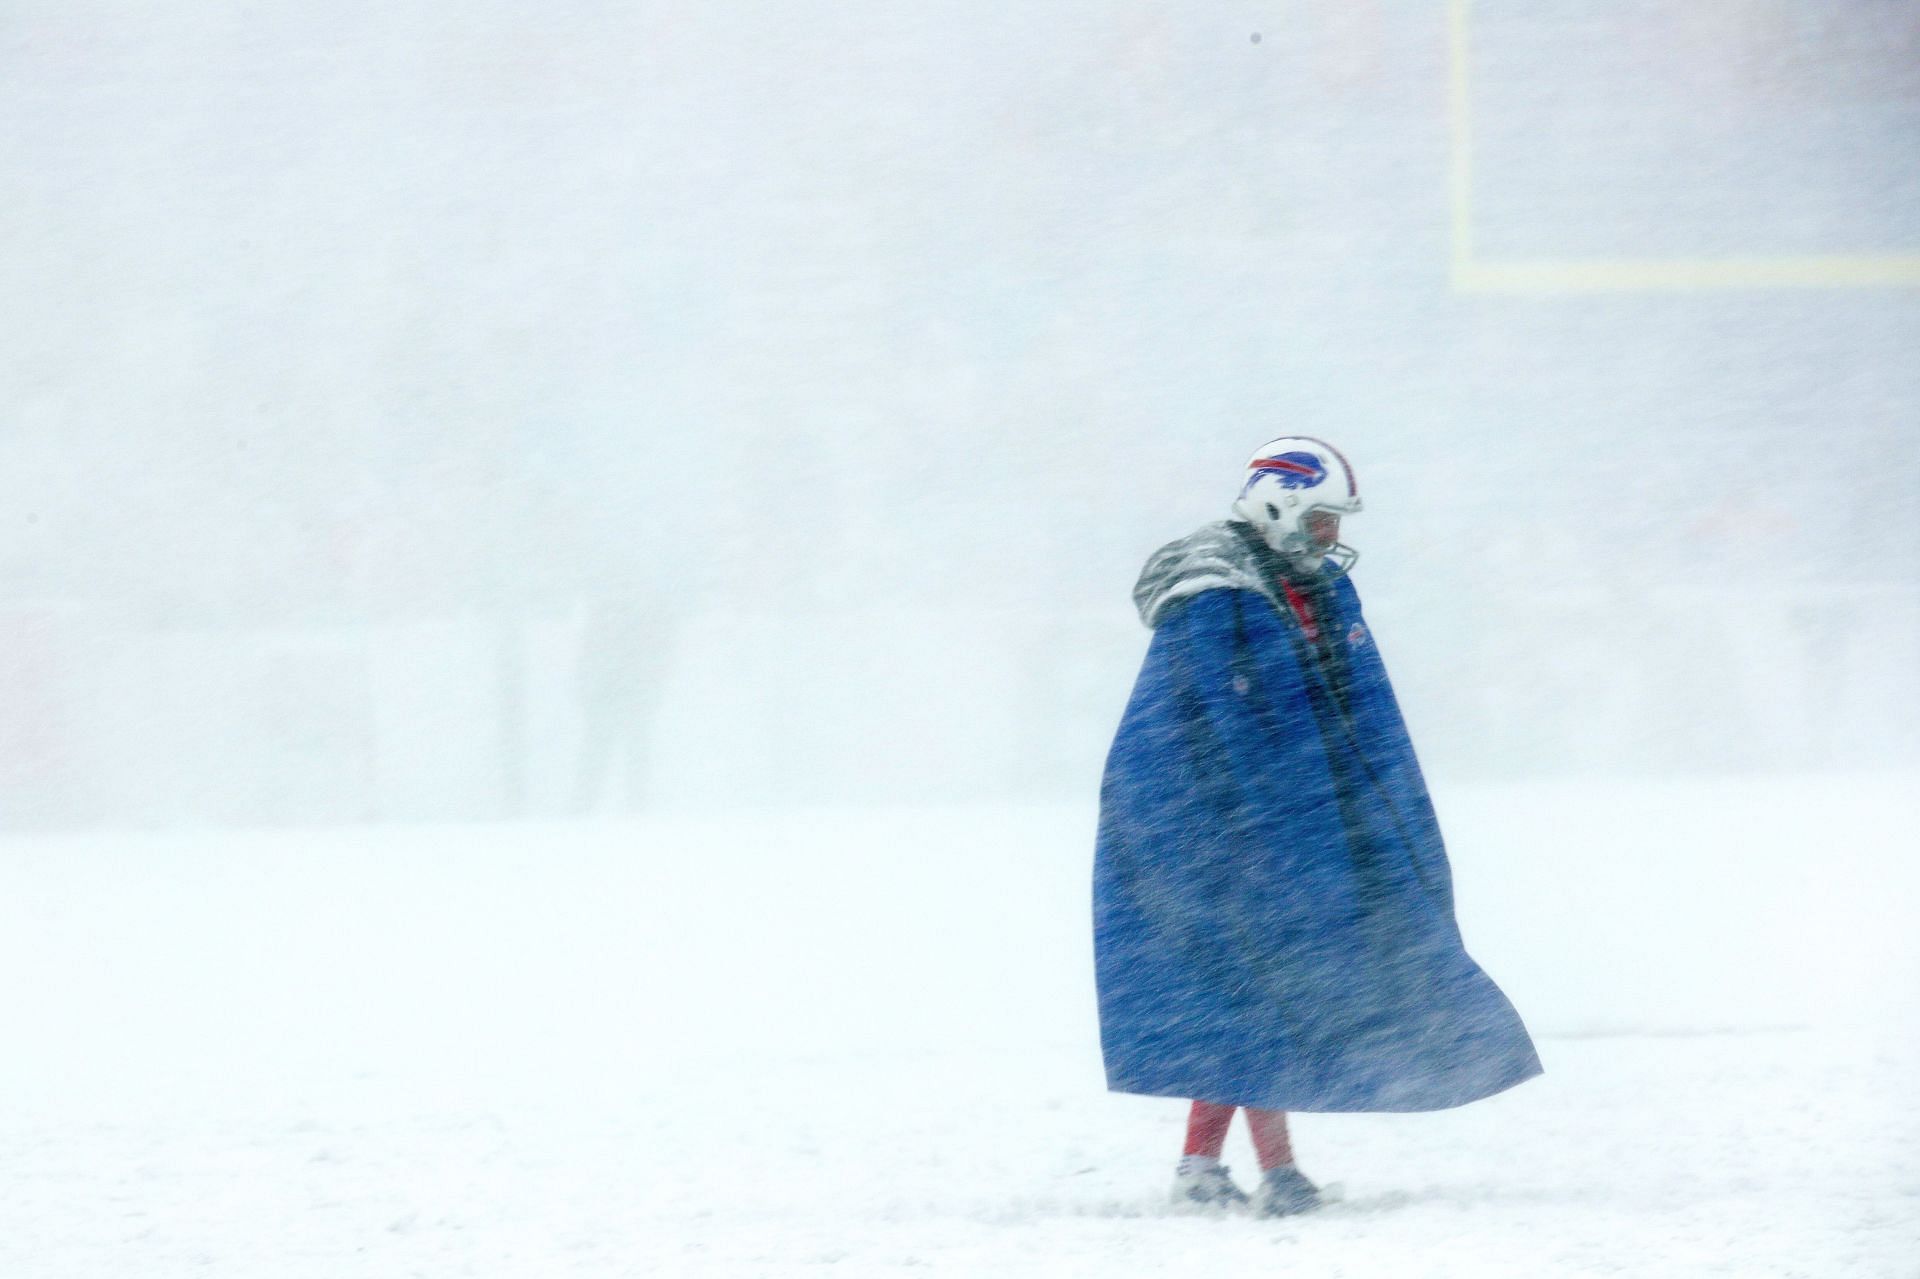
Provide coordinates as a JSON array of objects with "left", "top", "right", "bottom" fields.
[{"left": 4, "top": 774, "right": 1918, "bottom": 1277}]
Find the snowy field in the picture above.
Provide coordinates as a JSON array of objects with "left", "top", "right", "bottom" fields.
[{"left": 4, "top": 774, "right": 1918, "bottom": 1278}]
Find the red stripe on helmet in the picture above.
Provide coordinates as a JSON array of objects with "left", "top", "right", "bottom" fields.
[{"left": 1250, "top": 456, "right": 1319, "bottom": 477}]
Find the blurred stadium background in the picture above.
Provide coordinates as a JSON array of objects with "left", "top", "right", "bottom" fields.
[{"left": 1, "top": 1, "right": 1915, "bottom": 828}]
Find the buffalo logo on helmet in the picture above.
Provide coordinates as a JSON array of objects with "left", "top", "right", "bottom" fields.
[{"left": 1241, "top": 450, "right": 1328, "bottom": 496}]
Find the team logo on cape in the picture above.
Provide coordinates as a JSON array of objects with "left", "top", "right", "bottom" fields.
[
  {"left": 1246, "top": 451, "right": 1328, "bottom": 491},
  {"left": 1347, "top": 622, "right": 1369, "bottom": 648}
]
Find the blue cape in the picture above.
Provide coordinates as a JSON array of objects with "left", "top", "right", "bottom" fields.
[{"left": 1094, "top": 573, "right": 1541, "bottom": 1112}]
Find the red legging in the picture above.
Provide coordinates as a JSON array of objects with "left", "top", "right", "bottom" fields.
[{"left": 1183, "top": 1100, "right": 1294, "bottom": 1170}]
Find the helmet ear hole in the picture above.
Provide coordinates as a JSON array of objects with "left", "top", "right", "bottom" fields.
[{"left": 1265, "top": 502, "right": 1280, "bottom": 521}]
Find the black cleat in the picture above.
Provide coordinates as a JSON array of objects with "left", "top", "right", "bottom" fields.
[{"left": 1255, "top": 1165, "right": 1323, "bottom": 1218}]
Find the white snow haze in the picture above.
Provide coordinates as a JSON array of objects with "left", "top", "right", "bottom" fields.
[{"left": 3, "top": 3, "right": 1917, "bottom": 1276}]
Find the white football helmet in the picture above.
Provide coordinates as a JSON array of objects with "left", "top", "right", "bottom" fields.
[{"left": 1230, "top": 436, "right": 1363, "bottom": 575}]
